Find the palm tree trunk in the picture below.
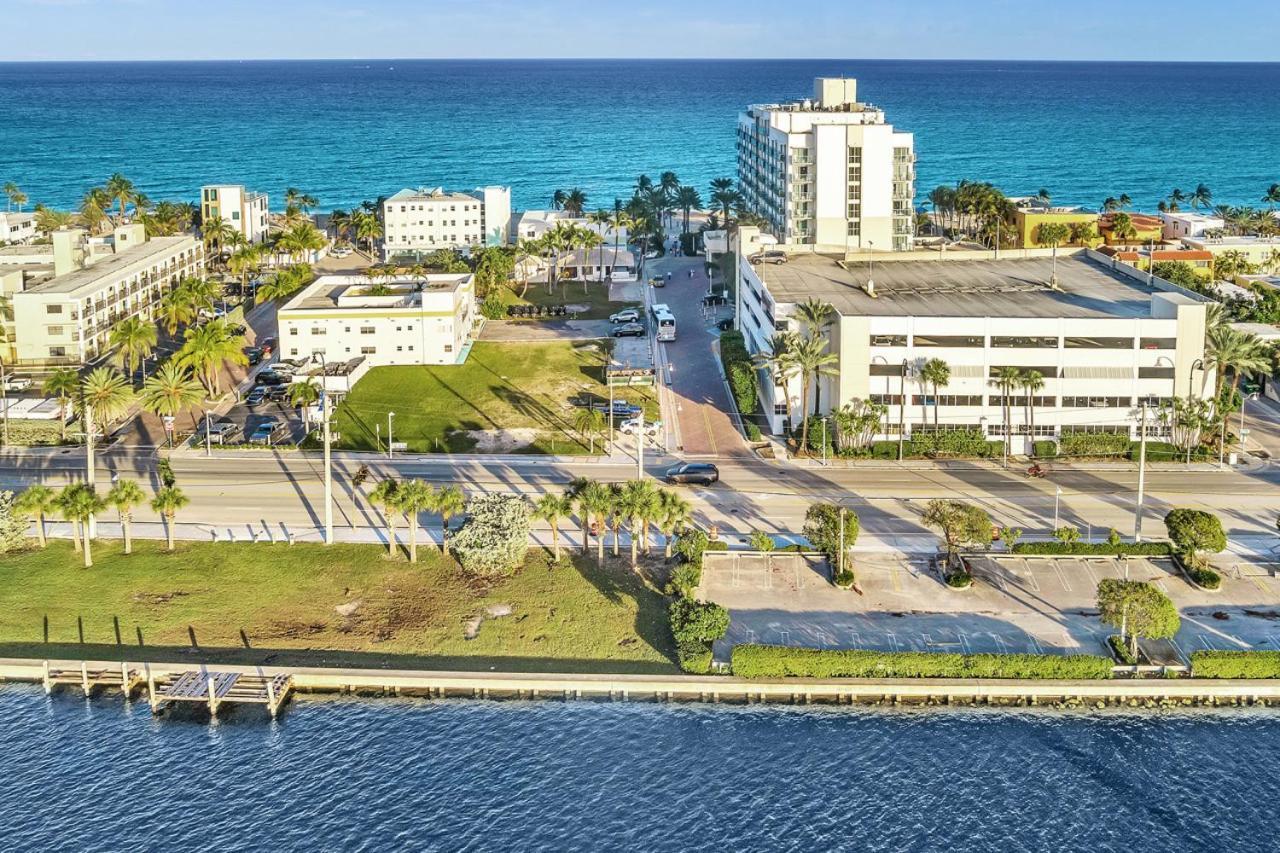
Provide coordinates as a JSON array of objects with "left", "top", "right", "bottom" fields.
[
  {"left": 552, "top": 523, "right": 561, "bottom": 562},
  {"left": 630, "top": 521, "right": 639, "bottom": 568},
  {"left": 440, "top": 515, "right": 449, "bottom": 556},
  {"left": 386, "top": 513, "right": 396, "bottom": 558},
  {"left": 799, "top": 376, "right": 812, "bottom": 453},
  {"left": 611, "top": 522, "right": 620, "bottom": 557},
  {"left": 408, "top": 514, "right": 418, "bottom": 563},
  {"left": 597, "top": 517, "right": 605, "bottom": 565},
  {"left": 36, "top": 513, "right": 47, "bottom": 548},
  {"left": 70, "top": 519, "right": 82, "bottom": 553},
  {"left": 581, "top": 517, "right": 590, "bottom": 556},
  {"left": 122, "top": 514, "right": 132, "bottom": 555},
  {"left": 166, "top": 514, "right": 175, "bottom": 551},
  {"left": 83, "top": 533, "right": 93, "bottom": 568}
]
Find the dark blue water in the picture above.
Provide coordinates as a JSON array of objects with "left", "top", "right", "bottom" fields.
[
  {"left": 2, "top": 60, "right": 1278, "bottom": 213},
  {"left": 1, "top": 686, "right": 1277, "bottom": 851}
]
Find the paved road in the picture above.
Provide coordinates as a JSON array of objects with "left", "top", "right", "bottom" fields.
[{"left": 643, "top": 254, "right": 746, "bottom": 457}]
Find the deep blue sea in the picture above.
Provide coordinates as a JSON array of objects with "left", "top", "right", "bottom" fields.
[
  {"left": 1, "top": 59, "right": 1278, "bottom": 213},
  {"left": 1, "top": 686, "right": 1278, "bottom": 851}
]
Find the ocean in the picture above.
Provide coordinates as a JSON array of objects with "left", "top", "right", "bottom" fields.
[
  {"left": 1, "top": 687, "right": 1277, "bottom": 851},
  {"left": 1, "top": 59, "right": 1278, "bottom": 214}
]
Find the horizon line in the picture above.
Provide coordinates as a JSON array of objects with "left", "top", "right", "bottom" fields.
[{"left": 2, "top": 56, "right": 1280, "bottom": 65}]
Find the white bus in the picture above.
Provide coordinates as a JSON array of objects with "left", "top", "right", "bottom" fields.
[{"left": 655, "top": 309, "right": 676, "bottom": 342}]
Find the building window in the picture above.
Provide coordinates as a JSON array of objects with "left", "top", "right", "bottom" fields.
[
  {"left": 46, "top": 305, "right": 63, "bottom": 315},
  {"left": 870, "top": 363, "right": 906, "bottom": 377},
  {"left": 914, "top": 335, "right": 984, "bottom": 347},
  {"left": 444, "top": 344, "right": 453, "bottom": 353},
  {"left": 990, "top": 366, "right": 1058, "bottom": 379},
  {"left": 288, "top": 328, "right": 298, "bottom": 335},
  {"left": 774, "top": 401, "right": 789, "bottom": 415},
  {"left": 911, "top": 394, "right": 985, "bottom": 406},
  {"left": 1062, "top": 396, "right": 1132, "bottom": 408},
  {"left": 361, "top": 346, "right": 376, "bottom": 355},
  {"left": 1064, "top": 336, "right": 1133, "bottom": 349},
  {"left": 290, "top": 349, "right": 298, "bottom": 356},
  {"left": 311, "top": 328, "right": 326, "bottom": 335},
  {"left": 870, "top": 334, "right": 907, "bottom": 347},
  {"left": 360, "top": 326, "right": 376, "bottom": 335},
  {"left": 47, "top": 325, "right": 64, "bottom": 336},
  {"left": 48, "top": 346, "right": 66, "bottom": 358},
  {"left": 870, "top": 394, "right": 904, "bottom": 405},
  {"left": 1137, "top": 367, "right": 1177, "bottom": 379},
  {"left": 991, "top": 335, "right": 1057, "bottom": 348},
  {"left": 1061, "top": 425, "right": 1129, "bottom": 435},
  {"left": 1139, "top": 338, "right": 1177, "bottom": 350}
]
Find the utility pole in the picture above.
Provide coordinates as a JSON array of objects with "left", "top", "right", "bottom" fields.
[
  {"left": 204, "top": 410, "right": 212, "bottom": 457},
  {"left": 387, "top": 411, "right": 395, "bottom": 460},
  {"left": 897, "top": 359, "right": 907, "bottom": 461},
  {"left": 322, "top": 390, "right": 333, "bottom": 546},
  {"left": 636, "top": 409, "right": 644, "bottom": 480},
  {"left": 838, "top": 506, "right": 846, "bottom": 579},
  {"left": 0, "top": 362, "right": 9, "bottom": 447},
  {"left": 1135, "top": 401, "right": 1148, "bottom": 542}
]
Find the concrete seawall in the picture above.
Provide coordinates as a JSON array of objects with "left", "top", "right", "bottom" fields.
[{"left": 4, "top": 657, "right": 1280, "bottom": 709}]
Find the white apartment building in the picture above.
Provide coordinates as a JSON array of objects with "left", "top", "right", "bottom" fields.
[
  {"left": 277, "top": 272, "right": 476, "bottom": 367},
  {"left": 1160, "top": 211, "right": 1224, "bottom": 241},
  {"left": 200, "top": 184, "right": 270, "bottom": 244},
  {"left": 732, "top": 228, "right": 1212, "bottom": 452},
  {"left": 1181, "top": 234, "right": 1280, "bottom": 268},
  {"left": 382, "top": 186, "right": 511, "bottom": 260},
  {"left": 737, "top": 77, "right": 916, "bottom": 252},
  {"left": 509, "top": 209, "right": 628, "bottom": 245},
  {"left": 10, "top": 225, "right": 203, "bottom": 367},
  {"left": 0, "top": 211, "right": 37, "bottom": 245}
]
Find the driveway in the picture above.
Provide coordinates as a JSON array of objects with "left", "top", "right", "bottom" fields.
[{"left": 644, "top": 254, "right": 747, "bottom": 458}]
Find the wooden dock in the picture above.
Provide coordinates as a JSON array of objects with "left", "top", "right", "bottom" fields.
[
  {"left": 147, "top": 669, "right": 293, "bottom": 718},
  {"left": 42, "top": 660, "right": 144, "bottom": 698}
]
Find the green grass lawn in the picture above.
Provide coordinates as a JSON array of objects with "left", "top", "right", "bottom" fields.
[
  {"left": 0, "top": 540, "right": 679, "bottom": 674},
  {"left": 332, "top": 341, "right": 657, "bottom": 453},
  {"left": 502, "top": 280, "right": 638, "bottom": 320}
]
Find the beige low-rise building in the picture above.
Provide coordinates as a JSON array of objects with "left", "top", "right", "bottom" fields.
[
  {"left": 9, "top": 225, "right": 203, "bottom": 368},
  {"left": 277, "top": 272, "right": 476, "bottom": 367}
]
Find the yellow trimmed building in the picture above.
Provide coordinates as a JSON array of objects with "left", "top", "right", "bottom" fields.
[{"left": 1014, "top": 209, "right": 1100, "bottom": 248}]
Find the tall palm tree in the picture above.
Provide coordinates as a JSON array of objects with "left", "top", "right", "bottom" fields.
[
  {"left": 176, "top": 320, "right": 248, "bottom": 396},
  {"left": 618, "top": 480, "right": 652, "bottom": 569},
  {"left": 1101, "top": 196, "right": 1120, "bottom": 212},
  {"left": 576, "top": 480, "right": 612, "bottom": 563},
  {"left": 276, "top": 221, "right": 326, "bottom": 264},
  {"left": 562, "top": 188, "right": 588, "bottom": 217},
  {"left": 1037, "top": 222, "right": 1071, "bottom": 286},
  {"left": 634, "top": 174, "right": 654, "bottom": 197},
  {"left": 656, "top": 489, "right": 692, "bottom": 560},
  {"left": 1190, "top": 183, "right": 1213, "bottom": 210},
  {"left": 607, "top": 483, "right": 625, "bottom": 558},
  {"left": 228, "top": 243, "right": 263, "bottom": 298},
  {"left": 140, "top": 362, "right": 205, "bottom": 442},
  {"left": 109, "top": 316, "right": 158, "bottom": 380},
  {"left": 675, "top": 186, "right": 702, "bottom": 234},
  {"left": 15, "top": 484, "right": 57, "bottom": 548},
  {"left": 795, "top": 298, "right": 835, "bottom": 413},
  {"left": 80, "top": 367, "right": 133, "bottom": 531},
  {"left": 791, "top": 335, "right": 839, "bottom": 453},
  {"left": 59, "top": 484, "right": 104, "bottom": 567},
  {"left": 288, "top": 379, "right": 320, "bottom": 428},
  {"left": 150, "top": 485, "right": 188, "bottom": 551},
  {"left": 552, "top": 189, "right": 567, "bottom": 210},
  {"left": 201, "top": 215, "right": 234, "bottom": 261},
  {"left": 105, "top": 479, "right": 145, "bottom": 555},
  {"left": 105, "top": 173, "right": 135, "bottom": 223},
  {"left": 1118, "top": 193, "right": 1132, "bottom": 210},
  {"left": 395, "top": 479, "right": 436, "bottom": 563},
  {"left": 586, "top": 210, "right": 613, "bottom": 281},
  {"left": 710, "top": 177, "right": 736, "bottom": 218},
  {"left": 1206, "top": 325, "right": 1269, "bottom": 403},
  {"left": 79, "top": 187, "right": 111, "bottom": 234},
  {"left": 157, "top": 290, "right": 196, "bottom": 336},
  {"left": 919, "top": 358, "right": 951, "bottom": 427},
  {"left": 578, "top": 228, "right": 605, "bottom": 290},
  {"left": 256, "top": 264, "right": 312, "bottom": 303},
  {"left": 534, "top": 492, "right": 573, "bottom": 563},
  {"left": 1021, "top": 370, "right": 1045, "bottom": 438},
  {"left": 1167, "top": 188, "right": 1187, "bottom": 212},
  {"left": 369, "top": 479, "right": 400, "bottom": 558},
  {"left": 2, "top": 181, "right": 18, "bottom": 212},
  {"left": 42, "top": 368, "right": 78, "bottom": 443},
  {"left": 573, "top": 407, "right": 606, "bottom": 454},
  {"left": 352, "top": 210, "right": 383, "bottom": 257},
  {"left": 35, "top": 206, "right": 75, "bottom": 233},
  {"left": 434, "top": 484, "right": 465, "bottom": 557},
  {"left": 991, "top": 366, "right": 1024, "bottom": 458}
]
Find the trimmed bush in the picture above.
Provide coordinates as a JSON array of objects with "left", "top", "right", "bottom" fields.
[
  {"left": 1012, "top": 541, "right": 1173, "bottom": 556},
  {"left": 871, "top": 440, "right": 899, "bottom": 459},
  {"left": 744, "top": 421, "right": 763, "bottom": 442},
  {"left": 1032, "top": 440, "right": 1058, "bottom": 458},
  {"left": 1108, "top": 635, "right": 1137, "bottom": 665},
  {"left": 1165, "top": 509, "right": 1227, "bottom": 557},
  {"left": 4, "top": 419, "right": 77, "bottom": 447},
  {"left": 1184, "top": 563, "right": 1222, "bottom": 590},
  {"left": 731, "top": 645, "right": 1113, "bottom": 679},
  {"left": 720, "top": 331, "right": 759, "bottom": 417},
  {"left": 833, "top": 569, "right": 855, "bottom": 589},
  {"left": 450, "top": 494, "right": 530, "bottom": 577},
  {"left": 706, "top": 540, "right": 729, "bottom": 552},
  {"left": 803, "top": 503, "right": 859, "bottom": 561},
  {"left": 670, "top": 599, "right": 729, "bottom": 674},
  {"left": 1191, "top": 650, "right": 1280, "bottom": 679},
  {"left": 1059, "top": 432, "right": 1130, "bottom": 458},
  {"left": 945, "top": 571, "right": 973, "bottom": 588}
]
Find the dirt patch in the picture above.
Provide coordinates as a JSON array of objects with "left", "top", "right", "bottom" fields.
[
  {"left": 131, "top": 591, "right": 190, "bottom": 605},
  {"left": 462, "top": 428, "right": 539, "bottom": 452},
  {"left": 257, "top": 620, "right": 328, "bottom": 640}
]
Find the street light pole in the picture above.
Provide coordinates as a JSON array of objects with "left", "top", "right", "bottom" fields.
[
  {"left": 387, "top": 411, "right": 395, "bottom": 460},
  {"left": 897, "top": 359, "right": 907, "bottom": 461},
  {"left": 1135, "top": 401, "right": 1148, "bottom": 542},
  {"left": 1054, "top": 486, "right": 1062, "bottom": 531},
  {"left": 204, "top": 410, "right": 212, "bottom": 457},
  {"left": 316, "top": 354, "right": 334, "bottom": 546},
  {"left": 636, "top": 409, "right": 644, "bottom": 480}
]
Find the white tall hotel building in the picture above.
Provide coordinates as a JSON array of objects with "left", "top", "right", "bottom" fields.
[
  {"left": 200, "top": 184, "right": 270, "bottom": 244},
  {"left": 737, "top": 77, "right": 916, "bottom": 251},
  {"left": 381, "top": 186, "right": 511, "bottom": 260}
]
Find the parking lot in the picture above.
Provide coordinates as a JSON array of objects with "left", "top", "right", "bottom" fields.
[{"left": 702, "top": 550, "right": 1280, "bottom": 665}]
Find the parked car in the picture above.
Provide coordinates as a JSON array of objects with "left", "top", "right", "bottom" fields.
[
  {"left": 248, "top": 419, "right": 284, "bottom": 445},
  {"left": 265, "top": 386, "right": 291, "bottom": 402},
  {"left": 619, "top": 417, "right": 662, "bottom": 437},
  {"left": 199, "top": 419, "right": 242, "bottom": 444},
  {"left": 649, "top": 276, "right": 665, "bottom": 288},
  {"left": 245, "top": 387, "right": 267, "bottom": 406},
  {"left": 613, "top": 322, "right": 646, "bottom": 338},
  {"left": 592, "top": 401, "right": 643, "bottom": 418},
  {"left": 260, "top": 337, "right": 277, "bottom": 356},
  {"left": 749, "top": 250, "right": 788, "bottom": 265},
  {"left": 243, "top": 346, "right": 263, "bottom": 366},
  {"left": 664, "top": 462, "right": 720, "bottom": 486},
  {"left": 570, "top": 393, "right": 606, "bottom": 409},
  {"left": 255, "top": 371, "right": 288, "bottom": 386},
  {"left": 1, "top": 376, "right": 32, "bottom": 392},
  {"left": 717, "top": 318, "right": 735, "bottom": 331},
  {"left": 331, "top": 245, "right": 353, "bottom": 258},
  {"left": 609, "top": 308, "right": 640, "bottom": 324},
  {"left": 271, "top": 362, "right": 298, "bottom": 377}
]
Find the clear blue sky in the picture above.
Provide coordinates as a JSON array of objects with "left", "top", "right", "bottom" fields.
[{"left": 2, "top": 0, "right": 1278, "bottom": 62}]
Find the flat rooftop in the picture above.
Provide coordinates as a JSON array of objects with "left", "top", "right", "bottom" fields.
[
  {"left": 756, "top": 254, "right": 1199, "bottom": 320},
  {"left": 282, "top": 273, "right": 470, "bottom": 312},
  {"left": 26, "top": 236, "right": 194, "bottom": 297}
]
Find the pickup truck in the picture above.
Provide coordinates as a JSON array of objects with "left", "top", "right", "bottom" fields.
[{"left": 2, "top": 376, "right": 33, "bottom": 392}]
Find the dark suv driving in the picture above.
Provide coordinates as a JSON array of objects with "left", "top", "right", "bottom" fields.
[{"left": 664, "top": 462, "right": 720, "bottom": 486}]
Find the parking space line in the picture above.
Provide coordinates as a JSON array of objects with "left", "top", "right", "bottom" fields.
[
  {"left": 777, "top": 630, "right": 790, "bottom": 645},
  {"left": 1077, "top": 559, "right": 1098, "bottom": 586},
  {"left": 1029, "top": 635, "right": 1043, "bottom": 654},
  {"left": 960, "top": 633, "right": 971, "bottom": 654},
  {"left": 886, "top": 631, "right": 899, "bottom": 652},
  {"left": 1251, "top": 575, "right": 1271, "bottom": 597},
  {"left": 890, "top": 563, "right": 902, "bottom": 593},
  {"left": 1198, "top": 634, "right": 1216, "bottom": 651},
  {"left": 990, "top": 633, "right": 1007, "bottom": 654},
  {"left": 1051, "top": 559, "right": 1073, "bottom": 592},
  {"left": 1017, "top": 559, "right": 1040, "bottom": 592}
]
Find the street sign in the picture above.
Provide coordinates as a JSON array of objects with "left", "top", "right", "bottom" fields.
[{"left": 162, "top": 415, "right": 175, "bottom": 432}]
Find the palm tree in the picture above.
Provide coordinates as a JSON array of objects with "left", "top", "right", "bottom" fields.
[
  {"left": 1108, "top": 212, "right": 1138, "bottom": 244},
  {"left": 201, "top": 215, "right": 234, "bottom": 262},
  {"left": 1118, "top": 193, "right": 1132, "bottom": 210},
  {"left": 534, "top": 492, "right": 573, "bottom": 563},
  {"left": 35, "top": 206, "right": 75, "bottom": 233},
  {"left": 109, "top": 316, "right": 158, "bottom": 380},
  {"left": 656, "top": 489, "right": 692, "bottom": 559},
  {"left": 1167, "top": 188, "right": 1187, "bottom": 212},
  {"left": 2, "top": 181, "right": 19, "bottom": 212},
  {"left": 369, "top": 479, "right": 400, "bottom": 558},
  {"left": 59, "top": 484, "right": 104, "bottom": 567},
  {"left": 586, "top": 210, "right": 613, "bottom": 282},
  {"left": 574, "top": 407, "right": 606, "bottom": 454},
  {"left": 1101, "top": 196, "right": 1120, "bottom": 212},
  {"left": 791, "top": 335, "right": 839, "bottom": 453},
  {"left": 674, "top": 186, "right": 702, "bottom": 234},
  {"left": 1021, "top": 370, "right": 1045, "bottom": 437},
  {"left": 607, "top": 483, "right": 625, "bottom": 559},
  {"left": 795, "top": 299, "right": 835, "bottom": 414},
  {"left": 79, "top": 187, "right": 111, "bottom": 234},
  {"left": 228, "top": 243, "right": 263, "bottom": 297},
  {"left": 15, "top": 484, "right": 57, "bottom": 548},
  {"left": 157, "top": 290, "right": 196, "bottom": 336},
  {"left": 618, "top": 480, "right": 651, "bottom": 569},
  {"left": 42, "top": 368, "right": 78, "bottom": 443},
  {"left": 177, "top": 320, "right": 248, "bottom": 396},
  {"left": 1190, "top": 183, "right": 1213, "bottom": 210},
  {"left": 563, "top": 188, "right": 588, "bottom": 217},
  {"left": 634, "top": 174, "right": 654, "bottom": 196},
  {"left": 1206, "top": 325, "right": 1270, "bottom": 404},
  {"left": 105, "top": 479, "right": 145, "bottom": 555},
  {"left": 1037, "top": 222, "right": 1071, "bottom": 287},
  {"left": 552, "top": 189, "right": 567, "bottom": 211},
  {"left": 576, "top": 481, "right": 612, "bottom": 563},
  {"left": 105, "top": 172, "right": 135, "bottom": 223},
  {"left": 991, "top": 366, "right": 1024, "bottom": 458},
  {"left": 256, "top": 264, "right": 312, "bottom": 303},
  {"left": 395, "top": 479, "right": 436, "bottom": 563},
  {"left": 710, "top": 176, "right": 736, "bottom": 217},
  {"left": 140, "top": 362, "right": 205, "bottom": 442},
  {"left": 352, "top": 210, "right": 382, "bottom": 257},
  {"left": 434, "top": 484, "right": 465, "bottom": 557},
  {"left": 80, "top": 368, "right": 133, "bottom": 530},
  {"left": 919, "top": 358, "right": 951, "bottom": 428},
  {"left": 150, "top": 485, "right": 188, "bottom": 551}
]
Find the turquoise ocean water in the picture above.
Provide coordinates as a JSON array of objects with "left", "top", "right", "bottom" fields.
[{"left": 1, "top": 59, "right": 1278, "bottom": 213}]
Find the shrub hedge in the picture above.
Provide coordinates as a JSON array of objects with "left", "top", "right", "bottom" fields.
[
  {"left": 730, "top": 644, "right": 1113, "bottom": 679},
  {"left": 1012, "top": 541, "right": 1173, "bottom": 556},
  {"left": 719, "top": 331, "right": 758, "bottom": 416},
  {"left": 1191, "top": 651, "right": 1280, "bottom": 678},
  {"left": 1059, "top": 432, "right": 1130, "bottom": 458},
  {"left": 1131, "top": 441, "right": 1210, "bottom": 462},
  {"left": 1032, "top": 440, "right": 1058, "bottom": 458}
]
